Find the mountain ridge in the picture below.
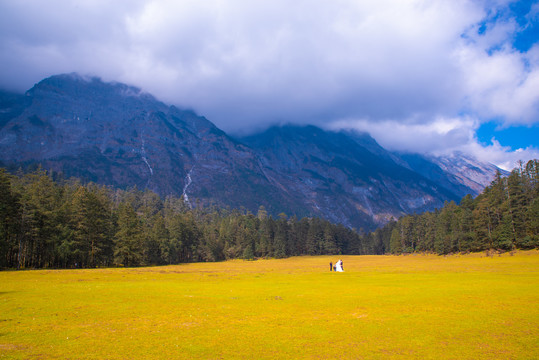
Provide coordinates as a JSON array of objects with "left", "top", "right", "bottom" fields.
[
  {"left": 240, "top": 124, "right": 465, "bottom": 228},
  {"left": 0, "top": 74, "right": 504, "bottom": 230}
]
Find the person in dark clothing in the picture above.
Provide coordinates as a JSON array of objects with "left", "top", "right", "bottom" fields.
[{"left": 330, "top": 262, "right": 333, "bottom": 271}]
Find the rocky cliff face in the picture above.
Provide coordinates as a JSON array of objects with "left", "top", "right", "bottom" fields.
[
  {"left": 0, "top": 74, "right": 502, "bottom": 230},
  {"left": 0, "top": 74, "right": 297, "bottom": 214},
  {"left": 241, "top": 125, "right": 464, "bottom": 229}
]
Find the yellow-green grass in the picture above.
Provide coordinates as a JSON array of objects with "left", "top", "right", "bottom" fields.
[{"left": 1, "top": 251, "right": 538, "bottom": 359}]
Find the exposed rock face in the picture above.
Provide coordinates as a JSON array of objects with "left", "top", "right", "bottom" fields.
[
  {"left": 0, "top": 74, "right": 295, "bottom": 214},
  {"left": 424, "top": 152, "right": 507, "bottom": 196},
  {"left": 241, "top": 125, "right": 462, "bottom": 229},
  {"left": 0, "top": 74, "right": 502, "bottom": 230}
]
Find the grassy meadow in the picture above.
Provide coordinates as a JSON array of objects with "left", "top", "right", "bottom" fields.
[{"left": 1, "top": 251, "right": 538, "bottom": 359}]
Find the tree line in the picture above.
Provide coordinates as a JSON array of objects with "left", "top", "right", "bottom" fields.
[
  {"left": 376, "top": 160, "right": 539, "bottom": 254},
  {"left": 0, "top": 167, "right": 370, "bottom": 269},
  {"left": 2, "top": 160, "right": 536, "bottom": 268}
]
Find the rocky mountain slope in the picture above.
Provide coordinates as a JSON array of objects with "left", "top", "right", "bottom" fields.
[
  {"left": 0, "top": 74, "right": 299, "bottom": 215},
  {"left": 0, "top": 74, "right": 503, "bottom": 230},
  {"left": 394, "top": 152, "right": 506, "bottom": 198},
  {"left": 241, "top": 125, "right": 464, "bottom": 228}
]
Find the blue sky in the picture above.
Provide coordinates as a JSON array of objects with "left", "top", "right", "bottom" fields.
[
  {"left": 473, "top": 0, "right": 539, "bottom": 161},
  {"left": 509, "top": 0, "right": 539, "bottom": 51},
  {"left": 477, "top": 121, "right": 539, "bottom": 151},
  {"left": 0, "top": 0, "right": 538, "bottom": 170}
]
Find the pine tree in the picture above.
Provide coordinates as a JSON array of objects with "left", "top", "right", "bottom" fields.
[
  {"left": 255, "top": 216, "right": 272, "bottom": 257},
  {"left": 488, "top": 170, "right": 507, "bottom": 229},
  {"left": 290, "top": 217, "right": 309, "bottom": 255},
  {"left": 434, "top": 202, "right": 455, "bottom": 254},
  {"left": 306, "top": 218, "right": 324, "bottom": 255},
  {"left": 71, "top": 185, "right": 113, "bottom": 267},
  {"left": 114, "top": 202, "right": 143, "bottom": 267},
  {"left": 322, "top": 223, "right": 339, "bottom": 254},
  {"left": 18, "top": 169, "right": 61, "bottom": 268},
  {"left": 389, "top": 227, "right": 402, "bottom": 254},
  {"left": 0, "top": 169, "right": 20, "bottom": 268},
  {"left": 524, "top": 198, "right": 539, "bottom": 248},
  {"left": 506, "top": 170, "right": 527, "bottom": 248},
  {"left": 419, "top": 212, "right": 437, "bottom": 252},
  {"left": 257, "top": 205, "right": 268, "bottom": 221},
  {"left": 399, "top": 215, "right": 415, "bottom": 253},
  {"left": 473, "top": 194, "right": 494, "bottom": 250},
  {"left": 272, "top": 213, "right": 288, "bottom": 258},
  {"left": 493, "top": 213, "right": 515, "bottom": 250},
  {"left": 524, "top": 160, "right": 538, "bottom": 196},
  {"left": 146, "top": 214, "right": 168, "bottom": 265}
]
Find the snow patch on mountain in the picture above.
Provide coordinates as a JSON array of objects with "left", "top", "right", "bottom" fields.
[{"left": 429, "top": 152, "right": 507, "bottom": 195}]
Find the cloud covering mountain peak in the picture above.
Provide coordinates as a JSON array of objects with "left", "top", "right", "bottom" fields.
[{"left": 0, "top": 0, "right": 538, "bottom": 169}]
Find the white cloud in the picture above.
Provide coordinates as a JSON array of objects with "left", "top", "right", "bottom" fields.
[
  {"left": 458, "top": 138, "right": 539, "bottom": 171},
  {"left": 457, "top": 41, "right": 539, "bottom": 125},
  {"left": 0, "top": 0, "right": 537, "bottom": 166},
  {"left": 329, "top": 116, "right": 478, "bottom": 155},
  {"left": 0, "top": 0, "right": 484, "bottom": 125},
  {"left": 329, "top": 115, "right": 539, "bottom": 171}
]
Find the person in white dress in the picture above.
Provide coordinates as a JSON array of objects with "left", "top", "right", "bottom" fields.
[{"left": 335, "top": 259, "right": 344, "bottom": 272}]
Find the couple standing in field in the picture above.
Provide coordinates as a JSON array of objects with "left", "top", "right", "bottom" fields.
[{"left": 330, "top": 259, "right": 344, "bottom": 272}]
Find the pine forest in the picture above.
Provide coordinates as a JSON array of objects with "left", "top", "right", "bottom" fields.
[{"left": 0, "top": 159, "right": 537, "bottom": 269}]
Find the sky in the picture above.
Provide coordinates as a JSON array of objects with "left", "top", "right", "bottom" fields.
[{"left": 0, "top": 0, "right": 538, "bottom": 170}]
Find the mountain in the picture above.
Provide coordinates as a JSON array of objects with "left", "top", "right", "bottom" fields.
[
  {"left": 424, "top": 152, "right": 507, "bottom": 195},
  {"left": 393, "top": 152, "right": 507, "bottom": 198},
  {"left": 241, "top": 125, "right": 463, "bottom": 228},
  {"left": 0, "top": 74, "right": 299, "bottom": 215},
  {"left": 0, "top": 74, "right": 502, "bottom": 230}
]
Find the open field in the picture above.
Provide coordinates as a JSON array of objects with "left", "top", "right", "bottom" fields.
[{"left": 1, "top": 251, "right": 538, "bottom": 359}]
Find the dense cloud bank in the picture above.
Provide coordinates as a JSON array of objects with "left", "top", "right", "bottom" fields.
[{"left": 0, "top": 1, "right": 538, "bottom": 168}]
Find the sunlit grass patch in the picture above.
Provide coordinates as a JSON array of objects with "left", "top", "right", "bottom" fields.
[{"left": 1, "top": 251, "right": 538, "bottom": 359}]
